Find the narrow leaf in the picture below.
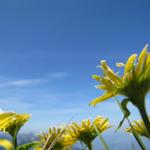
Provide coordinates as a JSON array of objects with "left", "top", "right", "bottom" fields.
[
  {"left": 116, "top": 98, "right": 130, "bottom": 130},
  {"left": 114, "top": 97, "right": 146, "bottom": 150},
  {"left": 93, "top": 123, "right": 110, "bottom": 150},
  {"left": 17, "top": 141, "right": 40, "bottom": 150}
]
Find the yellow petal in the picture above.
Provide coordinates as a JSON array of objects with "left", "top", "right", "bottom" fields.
[
  {"left": 116, "top": 62, "right": 125, "bottom": 68},
  {"left": 136, "top": 44, "right": 149, "bottom": 75},
  {"left": 82, "top": 120, "right": 86, "bottom": 127},
  {"left": 100, "top": 60, "right": 121, "bottom": 83},
  {"left": 35, "top": 148, "right": 43, "bottom": 150},
  {"left": 100, "top": 77, "right": 114, "bottom": 87},
  {"left": 143, "top": 65, "right": 150, "bottom": 80},
  {"left": 92, "top": 75, "right": 101, "bottom": 81},
  {"left": 89, "top": 92, "right": 116, "bottom": 106},
  {"left": 94, "top": 116, "right": 103, "bottom": 125},
  {"left": 125, "top": 54, "right": 137, "bottom": 73},
  {"left": 146, "top": 53, "right": 150, "bottom": 68},
  {"left": 95, "top": 85, "right": 108, "bottom": 90},
  {"left": 138, "top": 44, "right": 148, "bottom": 61}
]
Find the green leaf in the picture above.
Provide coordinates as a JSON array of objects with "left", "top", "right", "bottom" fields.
[
  {"left": 114, "top": 97, "right": 146, "bottom": 150},
  {"left": 128, "top": 121, "right": 146, "bottom": 150},
  {"left": 17, "top": 141, "right": 40, "bottom": 150},
  {"left": 116, "top": 98, "right": 130, "bottom": 130},
  {"left": 93, "top": 123, "right": 110, "bottom": 150}
]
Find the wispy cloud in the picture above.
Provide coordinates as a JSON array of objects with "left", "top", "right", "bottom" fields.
[
  {"left": 0, "top": 72, "right": 69, "bottom": 87},
  {"left": 0, "top": 79, "right": 42, "bottom": 87},
  {"left": 5, "top": 79, "right": 41, "bottom": 87}
]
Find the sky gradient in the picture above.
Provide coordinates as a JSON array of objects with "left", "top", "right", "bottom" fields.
[{"left": 0, "top": 0, "right": 150, "bottom": 132}]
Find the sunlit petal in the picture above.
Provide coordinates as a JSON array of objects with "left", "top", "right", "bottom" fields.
[
  {"left": 100, "top": 60, "right": 122, "bottom": 83},
  {"left": 136, "top": 44, "right": 149, "bottom": 75},
  {"left": 90, "top": 92, "right": 116, "bottom": 106},
  {"left": 124, "top": 54, "right": 137, "bottom": 73},
  {"left": 116, "top": 62, "right": 125, "bottom": 68}
]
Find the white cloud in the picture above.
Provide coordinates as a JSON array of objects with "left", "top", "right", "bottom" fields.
[
  {"left": 0, "top": 78, "right": 42, "bottom": 87},
  {"left": 0, "top": 72, "right": 69, "bottom": 87},
  {"left": 9, "top": 79, "right": 41, "bottom": 86}
]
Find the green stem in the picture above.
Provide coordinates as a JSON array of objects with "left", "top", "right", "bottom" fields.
[
  {"left": 12, "top": 135, "right": 17, "bottom": 150},
  {"left": 127, "top": 118, "right": 146, "bottom": 150},
  {"left": 138, "top": 102, "right": 150, "bottom": 137},
  {"left": 87, "top": 143, "right": 92, "bottom": 150}
]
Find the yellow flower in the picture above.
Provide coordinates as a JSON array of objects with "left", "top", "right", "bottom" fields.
[
  {"left": 0, "top": 112, "right": 30, "bottom": 149},
  {"left": 90, "top": 45, "right": 150, "bottom": 107},
  {"left": 0, "top": 112, "right": 30, "bottom": 138},
  {"left": 38, "top": 127, "right": 75, "bottom": 150},
  {"left": 67, "top": 116, "right": 111, "bottom": 148},
  {"left": 125, "top": 118, "right": 150, "bottom": 138}
]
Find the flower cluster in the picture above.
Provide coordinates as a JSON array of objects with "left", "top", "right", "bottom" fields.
[{"left": 37, "top": 116, "right": 111, "bottom": 150}]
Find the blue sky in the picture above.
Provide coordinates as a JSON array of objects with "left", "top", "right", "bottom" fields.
[{"left": 0, "top": 0, "right": 150, "bottom": 132}]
